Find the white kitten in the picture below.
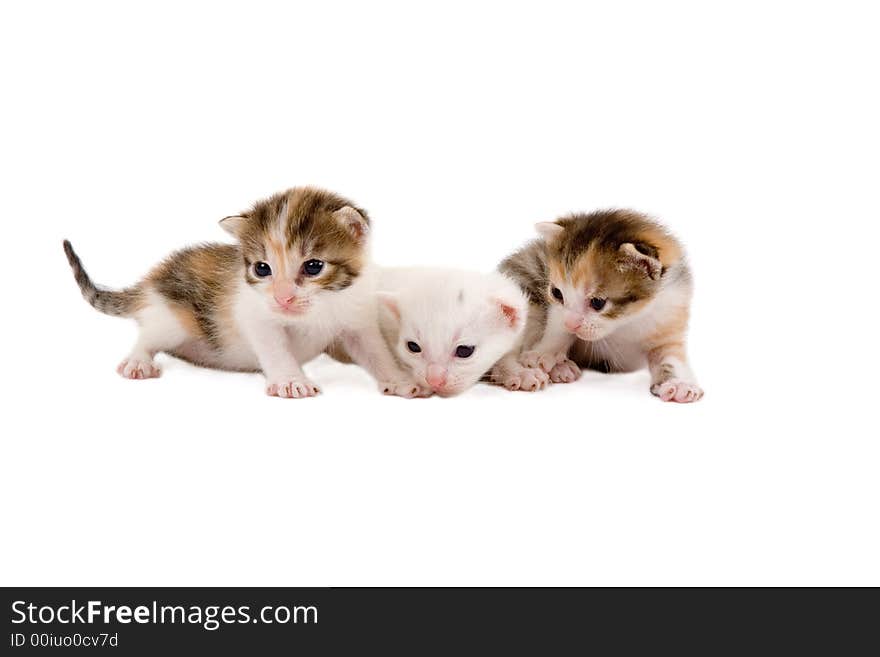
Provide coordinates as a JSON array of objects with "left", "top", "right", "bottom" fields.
[{"left": 376, "top": 268, "right": 527, "bottom": 396}]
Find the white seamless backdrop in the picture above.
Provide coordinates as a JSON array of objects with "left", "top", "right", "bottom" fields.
[{"left": 1, "top": 1, "right": 878, "bottom": 586}]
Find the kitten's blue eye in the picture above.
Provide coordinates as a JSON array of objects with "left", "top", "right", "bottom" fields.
[
  {"left": 551, "top": 287, "right": 563, "bottom": 302},
  {"left": 302, "top": 259, "right": 324, "bottom": 276},
  {"left": 254, "top": 262, "right": 272, "bottom": 277},
  {"left": 455, "top": 345, "right": 475, "bottom": 358},
  {"left": 406, "top": 341, "right": 422, "bottom": 353},
  {"left": 590, "top": 297, "right": 606, "bottom": 311}
]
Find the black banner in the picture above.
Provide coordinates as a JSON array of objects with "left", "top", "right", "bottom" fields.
[{"left": 1, "top": 588, "right": 875, "bottom": 654}]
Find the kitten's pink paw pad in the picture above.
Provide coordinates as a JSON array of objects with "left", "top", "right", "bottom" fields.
[
  {"left": 117, "top": 358, "right": 161, "bottom": 380},
  {"left": 266, "top": 379, "right": 321, "bottom": 399},
  {"left": 380, "top": 381, "right": 433, "bottom": 398},
  {"left": 549, "top": 359, "right": 581, "bottom": 384},
  {"left": 652, "top": 379, "right": 704, "bottom": 403},
  {"left": 501, "top": 366, "right": 549, "bottom": 392},
  {"left": 520, "top": 350, "right": 564, "bottom": 373}
]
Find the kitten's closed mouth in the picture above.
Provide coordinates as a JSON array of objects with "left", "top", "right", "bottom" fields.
[
  {"left": 276, "top": 303, "right": 310, "bottom": 316},
  {"left": 575, "top": 328, "right": 602, "bottom": 342},
  {"left": 431, "top": 386, "right": 462, "bottom": 398}
]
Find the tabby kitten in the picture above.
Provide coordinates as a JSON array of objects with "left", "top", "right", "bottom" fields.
[
  {"left": 64, "top": 186, "right": 427, "bottom": 398},
  {"left": 493, "top": 209, "right": 703, "bottom": 402}
]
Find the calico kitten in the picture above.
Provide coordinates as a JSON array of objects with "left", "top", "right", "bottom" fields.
[
  {"left": 63, "top": 186, "right": 426, "bottom": 398},
  {"left": 493, "top": 209, "right": 703, "bottom": 402},
  {"left": 374, "top": 268, "right": 527, "bottom": 396}
]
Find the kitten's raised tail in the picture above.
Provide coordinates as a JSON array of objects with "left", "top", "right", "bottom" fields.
[{"left": 62, "top": 240, "right": 142, "bottom": 317}]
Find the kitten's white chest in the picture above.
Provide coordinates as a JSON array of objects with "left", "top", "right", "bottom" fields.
[
  {"left": 284, "top": 324, "right": 334, "bottom": 363},
  {"left": 586, "top": 335, "right": 647, "bottom": 372}
]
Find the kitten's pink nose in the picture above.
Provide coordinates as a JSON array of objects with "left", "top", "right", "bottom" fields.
[
  {"left": 274, "top": 294, "right": 297, "bottom": 307},
  {"left": 564, "top": 312, "right": 583, "bottom": 332},
  {"left": 273, "top": 283, "right": 298, "bottom": 307},
  {"left": 426, "top": 364, "right": 448, "bottom": 390}
]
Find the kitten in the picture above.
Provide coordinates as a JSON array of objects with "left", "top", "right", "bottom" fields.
[
  {"left": 63, "top": 186, "right": 426, "bottom": 398},
  {"left": 492, "top": 209, "right": 703, "bottom": 402},
  {"left": 374, "top": 268, "right": 527, "bottom": 396}
]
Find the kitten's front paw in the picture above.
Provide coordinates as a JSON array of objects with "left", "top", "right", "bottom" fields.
[
  {"left": 379, "top": 380, "right": 433, "bottom": 398},
  {"left": 117, "top": 358, "right": 161, "bottom": 380},
  {"left": 651, "top": 379, "right": 704, "bottom": 403},
  {"left": 520, "top": 350, "right": 565, "bottom": 373},
  {"left": 266, "top": 378, "right": 321, "bottom": 399},
  {"left": 500, "top": 366, "right": 550, "bottom": 392},
  {"left": 549, "top": 358, "right": 581, "bottom": 384}
]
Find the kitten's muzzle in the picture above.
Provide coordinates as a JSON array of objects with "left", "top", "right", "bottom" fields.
[
  {"left": 273, "top": 295, "right": 310, "bottom": 315},
  {"left": 426, "top": 364, "right": 448, "bottom": 391},
  {"left": 563, "top": 311, "right": 583, "bottom": 333},
  {"left": 273, "top": 281, "right": 305, "bottom": 312},
  {"left": 274, "top": 292, "right": 297, "bottom": 307}
]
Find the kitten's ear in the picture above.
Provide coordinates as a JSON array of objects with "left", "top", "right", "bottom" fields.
[
  {"left": 219, "top": 215, "right": 248, "bottom": 237},
  {"left": 618, "top": 242, "right": 663, "bottom": 280},
  {"left": 492, "top": 297, "right": 524, "bottom": 330},
  {"left": 377, "top": 292, "right": 401, "bottom": 322},
  {"left": 333, "top": 206, "right": 370, "bottom": 243},
  {"left": 535, "top": 221, "right": 564, "bottom": 242}
]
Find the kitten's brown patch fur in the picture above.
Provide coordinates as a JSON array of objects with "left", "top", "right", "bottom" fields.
[
  {"left": 146, "top": 244, "right": 242, "bottom": 346},
  {"left": 552, "top": 209, "right": 682, "bottom": 269},
  {"left": 501, "top": 238, "right": 552, "bottom": 307},
  {"left": 169, "top": 301, "right": 205, "bottom": 338}
]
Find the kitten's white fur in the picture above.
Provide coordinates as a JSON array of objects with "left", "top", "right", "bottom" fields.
[{"left": 375, "top": 268, "right": 527, "bottom": 396}]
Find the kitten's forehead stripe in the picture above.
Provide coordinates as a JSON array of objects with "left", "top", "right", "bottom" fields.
[{"left": 277, "top": 198, "right": 289, "bottom": 224}]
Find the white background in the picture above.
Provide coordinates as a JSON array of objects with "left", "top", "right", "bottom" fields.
[{"left": 1, "top": 1, "right": 878, "bottom": 586}]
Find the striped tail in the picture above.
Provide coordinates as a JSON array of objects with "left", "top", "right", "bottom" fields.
[{"left": 62, "top": 240, "right": 141, "bottom": 317}]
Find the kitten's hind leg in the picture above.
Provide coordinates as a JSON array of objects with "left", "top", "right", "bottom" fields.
[
  {"left": 118, "top": 344, "right": 161, "bottom": 379},
  {"left": 117, "top": 296, "right": 192, "bottom": 380}
]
